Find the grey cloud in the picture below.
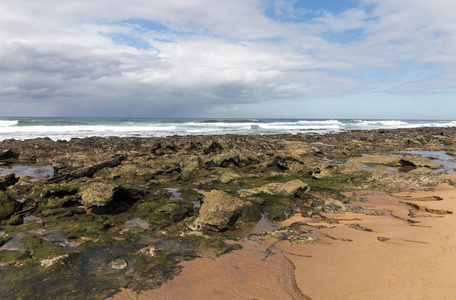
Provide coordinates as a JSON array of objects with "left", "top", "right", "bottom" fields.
[{"left": 0, "top": 0, "right": 455, "bottom": 117}]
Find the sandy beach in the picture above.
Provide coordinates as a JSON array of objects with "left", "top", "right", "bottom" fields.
[{"left": 280, "top": 176, "right": 456, "bottom": 299}]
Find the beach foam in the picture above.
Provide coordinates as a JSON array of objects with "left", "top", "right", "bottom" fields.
[{"left": 0, "top": 118, "right": 456, "bottom": 141}]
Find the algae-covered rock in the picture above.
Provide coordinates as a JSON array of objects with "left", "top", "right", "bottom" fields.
[
  {"left": 191, "top": 190, "right": 260, "bottom": 231},
  {"left": 0, "top": 173, "right": 19, "bottom": 191},
  {"left": 7, "top": 214, "right": 23, "bottom": 225},
  {"left": 148, "top": 200, "right": 193, "bottom": 225},
  {"left": 79, "top": 182, "right": 119, "bottom": 207},
  {"left": 0, "top": 191, "right": 20, "bottom": 221},
  {"left": 242, "top": 179, "right": 309, "bottom": 197}
]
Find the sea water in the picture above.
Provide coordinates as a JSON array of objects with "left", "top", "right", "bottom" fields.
[{"left": 0, "top": 117, "right": 455, "bottom": 141}]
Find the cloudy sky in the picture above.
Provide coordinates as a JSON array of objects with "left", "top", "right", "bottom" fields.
[{"left": 0, "top": 0, "right": 455, "bottom": 119}]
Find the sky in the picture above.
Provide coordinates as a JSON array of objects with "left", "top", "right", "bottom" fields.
[{"left": 0, "top": 0, "right": 455, "bottom": 119}]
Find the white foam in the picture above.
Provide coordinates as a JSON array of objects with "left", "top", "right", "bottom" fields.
[
  {"left": 1, "top": 119, "right": 456, "bottom": 141},
  {"left": 0, "top": 120, "right": 18, "bottom": 127}
]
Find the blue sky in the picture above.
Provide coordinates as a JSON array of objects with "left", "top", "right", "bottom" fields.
[{"left": 0, "top": 0, "right": 455, "bottom": 119}]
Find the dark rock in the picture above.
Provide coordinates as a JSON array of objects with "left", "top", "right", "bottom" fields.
[
  {"left": 0, "top": 173, "right": 19, "bottom": 190},
  {"left": 399, "top": 156, "right": 441, "bottom": 169},
  {"left": 48, "top": 154, "right": 126, "bottom": 183},
  {"left": 377, "top": 236, "right": 390, "bottom": 242},
  {"left": 203, "top": 141, "right": 223, "bottom": 154},
  {"left": 0, "top": 149, "right": 18, "bottom": 160}
]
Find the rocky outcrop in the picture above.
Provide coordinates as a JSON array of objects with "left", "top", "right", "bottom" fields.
[
  {"left": 242, "top": 180, "right": 309, "bottom": 197},
  {"left": 400, "top": 156, "right": 441, "bottom": 169},
  {"left": 0, "top": 173, "right": 19, "bottom": 191},
  {"left": 48, "top": 155, "right": 126, "bottom": 183},
  {"left": 190, "top": 190, "right": 260, "bottom": 231}
]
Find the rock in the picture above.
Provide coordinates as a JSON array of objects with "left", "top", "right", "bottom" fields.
[
  {"left": 219, "top": 172, "right": 241, "bottom": 184},
  {"left": 79, "top": 182, "right": 119, "bottom": 207},
  {"left": 0, "top": 173, "right": 19, "bottom": 191},
  {"left": 0, "top": 149, "right": 18, "bottom": 160},
  {"left": 40, "top": 254, "right": 69, "bottom": 269},
  {"left": 310, "top": 165, "right": 335, "bottom": 179},
  {"left": 400, "top": 156, "right": 441, "bottom": 169},
  {"left": 137, "top": 245, "right": 160, "bottom": 257},
  {"left": 48, "top": 154, "right": 126, "bottom": 183},
  {"left": 179, "top": 155, "right": 202, "bottom": 179},
  {"left": 108, "top": 257, "right": 128, "bottom": 270},
  {"left": 190, "top": 190, "right": 260, "bottom": 231},
  {"left": 267, "top": 227, "right": 316, "bottom": 244},
  {"left": 5, "top": 182, "right": 33, "bottom": 198},
  {"left": 242, "top": 180, "right": 309, "bottom": 197},
  {"left": 377, "top": 236, "right": 390, "bottom": 242},
  {"left": 347, "top": 155, "right": 400, "bottom": 165},
  {"left": 148, "top": 200, "right": 193, "bottom": 225},
  {"left": 7, "top": 214, "right": 23, "bottom": 225},
  {"left": 19, "top": 175, "right": 34, "bottom": 182},
  {"left": 205, "top": 152, "right": 240, "bottom": 168},
  {"left": 321, "top": 198, "right": 348, "bottom": 213},
  {"left": 0, "top": 191, "right": 21, "bottom": 221},
  {"left": 339, "top": 163, "right": 370, "bottom": 173}
]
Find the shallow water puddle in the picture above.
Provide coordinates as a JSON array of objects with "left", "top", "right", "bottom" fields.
[
  {"left": 0, "top": 233, "right": 25, "bottom": 251},
  {"left": 360, "top": 163, "right": 375, "bottom": 171},
  {"left": 0, "top": 165, "right": 54, "bottom": 180},
  {"left": 123, "top": 217, "right": 149, "bottom": 232},
  {"left": 28, "top": 228, "right": 81, "bottom": 247},
  {"left": 165, "top": 188, "right": 183, "bottom": 200},
  {"left": 23, "top": 216, "right": 43, "bottom": 224},
  {"left": 402, "top": 150, "right": 456, "bottom": 173},
  {"left": 251, "top": 213, "right": 281, "bottom": 234}
]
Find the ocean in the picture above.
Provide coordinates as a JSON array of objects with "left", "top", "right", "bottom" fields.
[{"left": 0, "top": 117, "right": 455, "bottom": 141}]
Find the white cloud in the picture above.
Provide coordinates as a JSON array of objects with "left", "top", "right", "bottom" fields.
[{"left": 0, "top": 0, "right": 455, "bottom": 117}]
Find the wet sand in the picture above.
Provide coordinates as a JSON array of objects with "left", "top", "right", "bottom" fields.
[
  {"left": 110, "top": 236, "right": 306, "bottom": 300},
  {"left": 111, "top": 174, "right": 456, "bottom": 300},
  {"left": 279, "top": 174, "right": 456, "bottom": 299}
]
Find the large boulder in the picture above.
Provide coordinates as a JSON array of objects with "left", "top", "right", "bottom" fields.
[
  {"left": 242, "top": 179, "right": 309, "bottom": 196},
  {"left": 79, "top": 182, "right": 119, "bottom": 207},
  {"left": 191, "top": 190, "right": 260, "bottom": 231},
  {"left": 0, "top": 173, "right": 19, "bottom": 191},
  {"left": 0, "top": 190, "right": 21, "bottom": 221}
]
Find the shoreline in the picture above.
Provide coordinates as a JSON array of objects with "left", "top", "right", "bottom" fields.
[{"left": 1, "top": 126, "right": 456, "bottom": 299}]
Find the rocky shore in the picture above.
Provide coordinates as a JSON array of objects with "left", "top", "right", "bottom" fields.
[{"left": 1, "top": 127, "right": 456, "bottom": 299}]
